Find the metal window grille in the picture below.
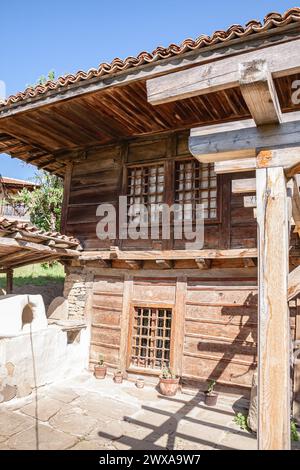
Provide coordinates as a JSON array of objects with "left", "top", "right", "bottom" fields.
[
  {"left": 130, "top": 306, "right": 172, "bottom": 370},
  {"left": 175, "top": 159, "right": 217, "bottom": 220}
]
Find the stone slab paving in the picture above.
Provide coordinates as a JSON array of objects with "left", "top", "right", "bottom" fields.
[{"left": 0, "top": 372, "right": 297, "bottom": 450}]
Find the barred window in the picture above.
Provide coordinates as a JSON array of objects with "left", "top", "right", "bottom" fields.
[
  {"left": 127, "top": 164, "right": 165, "bottom": 224},
  {"left": 175, "top": 159, "right": 217, "bottom": 220},
  {"left": 130, "top": 306, "right": 172, "bottom": 370}
]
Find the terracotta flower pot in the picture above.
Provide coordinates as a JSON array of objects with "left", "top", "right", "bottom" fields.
[
  {"left": 135, "top": 378, "right": 145, "bottom": 389},
  {"left": 204, "top": 392, "right": 218, "bottom": 406},
  {"left": 94, "top": 364, "right": 107, "bottom": 379},
  {"left": 159, "top": 377, "right": 179, "bottom": 396},
  {"left": 114, "top": 372, "right": 123, "bottom": 384}
]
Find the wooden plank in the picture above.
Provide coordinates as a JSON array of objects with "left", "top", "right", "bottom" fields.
[
  {"left": 232, "top": 178, "right": 256, "bottom": 194},
  {"left": 172, "top": 277, "right": 187, "bottom": 377},
  {"left": 119, "top": 275, "right": 133, "bottom": 373},
  {"left": 189, "top": 115, "right": 300, "bottom": 163},
  {"left": 147, "top": 38, "right": 300, "bottom": 105},
  {"left": 239, "top": 60, "right": 282, "bottom": 125},
  {"left": 60, "top": 162, "right": 73, "bottom": 234},
  {"left": 215, "top": 157, "right": 256, "bottom": 174},
  {"left": 79, "top": 248, "right": 258, "bottom": 261},
  {"left": 256, "top": 166, "right": 291, "bottom": 450}
]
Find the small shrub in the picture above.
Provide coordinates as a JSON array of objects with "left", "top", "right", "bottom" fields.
[
  {"left": 291, "top": 420, "right": 299, "bottom": 442},
  {"left": 234, "top": 412, "right": 249, "bottom": 432},
  {"left": 207, "top": 380, "right": 216, "bottom": 394}
]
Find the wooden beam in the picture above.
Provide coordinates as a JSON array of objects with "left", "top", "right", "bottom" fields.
[
  {"left": 0, "top": 237, "right": 79, "bottom": 258},
  {"left": 156, "top": 259, "right": 173, "bottom": 269},
  {"left": 256, "top": 166, "right": 291, "bottom": 450},
  {"left": 79, "top": 248, "right": 258, "bottom": 261},
  {"left": 60, "top": 162, "right": 73, "bottom": 234},
  {"left": 189, "top": 114, "right": 300, "bottom": 163},
  {"left": 195, "top": 258, "right": 212, "bottom": 270},
  {"left": 124, "top": 260, "right": 142, "bottom": 270},
  {"left": 232, "top": 178, "right": 256, "bottom": 194},
  {"left": 215, "top": 148, "right": 300, "bottom": 174},
  {"left": 239, "top": 60, "right": 282, "bottom": 125},
  {"left": 215, "top": 157, "right": 257, "bottom": 174},
  {"left": 147, "top": 38, "right": 300, "bottom": 105},
  {"left": 6, "top": 268, "right": 13, "bottom": 294}
]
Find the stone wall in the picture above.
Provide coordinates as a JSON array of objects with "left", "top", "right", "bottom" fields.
[{"left": 63, "top": 266, "right": 94, "bottom": 320}]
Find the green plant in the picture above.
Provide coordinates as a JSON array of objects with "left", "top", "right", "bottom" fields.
[
  {"left": 291, "top": 420, "right": 299, "bottom": 442},
  {"left": 98, "top": 354, "right": 104, "bottom": 366},
  {"left": 207, "top": 380, "right": 216, "bottom": 394},
  {"left": 12, "top": 171, "right": 63, "bottom": 232},
  {"left": 234, "top": 412, "right": 249, "bottom": 432},
  {"left": 161, "top": 366, "right": 176, "bottom": 379}
]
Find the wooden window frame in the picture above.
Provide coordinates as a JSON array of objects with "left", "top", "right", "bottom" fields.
[
  {"left": 173, "top": 156, "right": 221, "bottom": 225},
  {"left": 126, "top": 301, "right": 176, "bottom": 376}
]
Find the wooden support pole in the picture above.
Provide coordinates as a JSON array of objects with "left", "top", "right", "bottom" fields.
[
  {"left": 256, "top": 166, "right": 291, "bottom": 450},
  {"left": 6, "top": 268, "right": 13, "bottom": 294}
]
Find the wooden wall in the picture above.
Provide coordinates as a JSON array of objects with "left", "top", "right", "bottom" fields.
[
  {"left": 65, "top": 132, "right": 258, "bottom": 251},
  {"left": 88, "top": 270, "right": 260, "bottom": 389}
]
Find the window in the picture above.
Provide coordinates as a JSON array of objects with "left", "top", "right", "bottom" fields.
[
  {"left": 175, "top": 159, "right": 217, "bottom": 220},
  {"left": 130, "top": 306, "right": 172, "bottom": 370},
  {"left": 127, "top": 163, "right": 165, "bottom": 224}
]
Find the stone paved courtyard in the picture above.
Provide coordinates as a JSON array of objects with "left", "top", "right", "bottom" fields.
[{"left": 0, "top": 371, "right": 295, "bottom": 451}]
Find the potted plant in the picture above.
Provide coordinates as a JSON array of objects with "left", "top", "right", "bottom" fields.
[
  {"left": 204, "top": 380, "right": 218, "bottom": 406},
  {"left": 135, "top": 377, "right": 145, "bottom": 389},
  {"left": 94, "top": 354, "right": 107, "bottom": 379},
  {"left": 113, "top": 370, "right": 123, "bottom": 384},
  {"left": 158, "top": 367, "right": 179, "bottom": 396}
]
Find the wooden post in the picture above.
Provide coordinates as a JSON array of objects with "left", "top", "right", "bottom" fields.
[
  {"left": 60, "top": 162, "right": 73, "bottom": 235},
  {"left": 6, "top": 268, "right": 13, "bottom": 294},
  {"left": 256, "top": 166, "right": 291, "bottom": 450}
]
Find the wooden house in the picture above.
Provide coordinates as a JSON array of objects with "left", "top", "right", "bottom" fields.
[
  {"left": 0, "top": 176, "right": 37, "bottom": 220},
  {"left": 1, "top": 7, "right": 300, "bottom": 449}
]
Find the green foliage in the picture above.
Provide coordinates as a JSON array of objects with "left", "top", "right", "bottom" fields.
[
  {"left": 233, "top": 412, "right": 249, "bottom": 432},
  {"left": 291, "top": 420, "right": 299, "bottom": 442},
  {"left": 207, "top": 380, "right": 216, "bottom": 394},
  {"left": 28, "top": 70, "right": 56, "bottom": 88},
  {"left": 161, "top": 366, "right": 176, "bottom": 379},
  {"left": 13, "top": 171, "right": 63, "bottom": 232},
  {"left": 0, "top": 263, "right": 64, "bottom": 288},
  {"left": 98, "top": 354, "right": 104, "bottom": 366}
]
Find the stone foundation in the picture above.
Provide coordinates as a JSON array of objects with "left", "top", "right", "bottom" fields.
[{"left": 63, "top": 266, "right": 94, "bottom": 320}]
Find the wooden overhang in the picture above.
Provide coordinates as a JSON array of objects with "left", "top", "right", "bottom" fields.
[
  {"left": 0, "top": 217, "right": 81, "bottom": 271},
  {"left": 1, "top": 9, "right": 300, "bottom": 177}
]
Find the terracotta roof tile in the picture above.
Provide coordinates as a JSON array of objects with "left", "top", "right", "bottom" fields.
[
  {"left": 0, "top": 217, "right": 80, "bottom": 246},
  {"left": 1, "top": 7, "right": 300, "bottom": 109},
  {"left": 0, "top": 177, "right": 37, "bottom": 187}
]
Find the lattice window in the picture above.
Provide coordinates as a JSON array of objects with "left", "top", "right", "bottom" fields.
[
  {"left": 175, "top": 159, "right": 217, "bottom": 220},
  {"left": 130, "top": 306, "right": 172, "bottom": 370},
  {"left": 127, "top": 164, "right": 165, "bottom": 224}
]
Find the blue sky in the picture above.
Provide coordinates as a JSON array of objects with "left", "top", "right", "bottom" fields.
[{"left": 0, "top": 0, "right": 297, "bottom": 180}]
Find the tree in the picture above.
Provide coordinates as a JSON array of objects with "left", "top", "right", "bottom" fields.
[{"left": 13, "top": 171, "right": 63, "bottom": 232}]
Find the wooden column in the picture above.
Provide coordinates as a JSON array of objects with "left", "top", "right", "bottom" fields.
[
  {"left": 60, "top": 162, "right": 73, "bottom": 235},
  {"left": 6, "top": 268, "right": 13, "bottom": 294},
  {"left": 256, "top": 166, "right": 291, "bottom": 450}
]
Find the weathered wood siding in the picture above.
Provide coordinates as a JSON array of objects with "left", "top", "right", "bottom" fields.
[
  {"left": 65, "top": 132, "right": 258, "bottom": 251},
  {"left": 89, "top": 271, "right": 260, "bottom": 389}
]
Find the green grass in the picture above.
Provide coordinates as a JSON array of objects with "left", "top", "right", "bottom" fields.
[{"left": 0, "top": 263, "right": 65, "bottom": 288}]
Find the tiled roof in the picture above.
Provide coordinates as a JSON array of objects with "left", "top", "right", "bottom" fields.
[
  {"left": 0, "top": 217, "right": 80, "bottom": 247},
  {"left": 1, "top": 7, "right": 300, "bottom": 109},
  {"left": 0, "top": 177, "right": 37, "bottom": 187}
]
